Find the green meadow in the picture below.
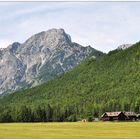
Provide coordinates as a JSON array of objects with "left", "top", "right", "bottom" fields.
[{"left": 0, "top": 122, "right": 140, "bottom": 138}]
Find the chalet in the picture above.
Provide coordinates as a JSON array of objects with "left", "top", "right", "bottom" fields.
[
  {"left": 124, "top": 112, "right": 137, "bottom": 121},
  {"left": 101, "top": 112, "right": 126, "bottom": 121}
]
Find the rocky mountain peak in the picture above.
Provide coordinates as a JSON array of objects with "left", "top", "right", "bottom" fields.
[
  {"left": 0, "top": 28, "right": 103, "bottom": 95},
  {"left": 23, "top": 28, "right": 71, "bottom": 51},
  {"left": 45, "top": 28, "right": 71, "bottom": 43}
]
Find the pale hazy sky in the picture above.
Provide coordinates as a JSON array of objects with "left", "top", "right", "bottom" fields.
[{"left": 0, "top": 2, "right": 140, "bottom": 52}]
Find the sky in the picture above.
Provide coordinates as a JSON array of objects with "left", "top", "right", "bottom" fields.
[{"left": 0, "top": 2, "right": 140, "bottom": 53}]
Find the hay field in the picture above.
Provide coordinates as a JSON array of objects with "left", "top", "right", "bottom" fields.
[{"left": 0, "top": 122, "right": 140, "bottom": 138}]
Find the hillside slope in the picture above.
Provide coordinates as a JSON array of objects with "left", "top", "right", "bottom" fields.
[{"left": 0, "top": 42, "right": 140, "bottom": 122}]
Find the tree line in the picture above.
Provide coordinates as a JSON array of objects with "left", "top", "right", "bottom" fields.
[
  {"left": 0, "top": 104, "right": 78, "bottom": 123},
  {"left": 0, "top": 96, "right": 140, "bottom": 123}
]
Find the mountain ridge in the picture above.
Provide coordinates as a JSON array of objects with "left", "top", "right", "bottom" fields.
[{"left": 0, "top": 28, "right": 103, "bottom": 95}]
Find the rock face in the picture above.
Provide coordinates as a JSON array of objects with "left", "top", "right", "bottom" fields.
[
  {"left": 0, "top": 28, "right": 103, "bottom": 95},
  {"left": 117, "top": 44, "right": 132, "bottom": 50}
]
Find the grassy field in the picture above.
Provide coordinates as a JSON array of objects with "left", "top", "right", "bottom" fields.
[{"left": 0, "top": 122, "right": 140, "bottom": 138}]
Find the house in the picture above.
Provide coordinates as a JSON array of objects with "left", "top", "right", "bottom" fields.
[
  {"left": 101, "top": 112, "right": 126, "bottom": 121},
  {"left": 124, "top": 112, "right": 137, "bottom": 121}
]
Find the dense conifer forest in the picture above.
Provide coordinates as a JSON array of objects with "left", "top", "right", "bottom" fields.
[{"left": 0, "top": 42, "right": 140, "bottom": 122}]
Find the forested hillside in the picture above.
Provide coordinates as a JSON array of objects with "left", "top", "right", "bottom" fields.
[{"left": 0, "top": 42, "right": 140, "bottom": 122}]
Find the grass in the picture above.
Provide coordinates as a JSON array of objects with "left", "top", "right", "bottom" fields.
[{"left": 0, "top": 122, "right": 140, "bottom": 138}]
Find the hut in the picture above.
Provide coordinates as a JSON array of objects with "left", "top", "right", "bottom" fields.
[
  {"left": 101, "top": 112, "right": 126, "bottom": 121},
  {"left": 124, "top": 112, "right": 137, "bottom": 121}
]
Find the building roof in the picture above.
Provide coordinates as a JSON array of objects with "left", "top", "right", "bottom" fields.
[
  {"left": 106, "top": 112, "right": 122, "bottom": 116},
  {"left": 102, "top": 112, "right": 122, "bottom": 117},
  {"left": 124, "top": 112, "right": 136, "bottom": 116},
  {"left": 101, "top": 111, "right": 137, "bottom": 118}
]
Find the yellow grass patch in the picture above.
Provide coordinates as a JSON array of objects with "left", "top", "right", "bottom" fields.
[{"left": 0, "top": 122, "right": 140, "bottom": 138}]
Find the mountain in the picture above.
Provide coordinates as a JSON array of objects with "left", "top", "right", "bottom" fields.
[
  {"left": 0, "top": 28, "right": 103, "bottom": 95},
  {"left": 0, "top": 41, "right": 140, "bottom": 122}
]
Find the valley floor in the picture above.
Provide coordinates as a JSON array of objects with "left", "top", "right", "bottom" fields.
[{"left": 0, "top": 122, "right": 140, "bottom": 138}]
